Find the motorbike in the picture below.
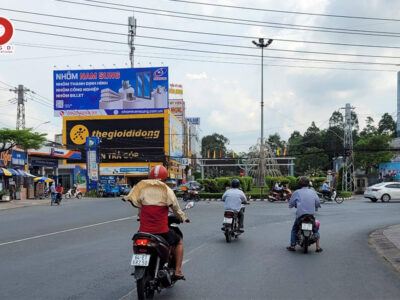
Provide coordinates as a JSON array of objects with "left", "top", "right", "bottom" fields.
[
  {"left": 295, "top": 214, "right": 319, "bottom": 254},
  {"left": 182, "top": 188, "right": 199, "bottom": 202},
  {"left": 50, "top": 192, "right": 62, "bottom": 206},
  {"left": 130, "top": 202, "right": 194, "bottom": 300},
  {"left": 268, "top": 187, "right": 292, "bottom": 202},
  {"left": 318, "top": 189, "right": 343, "bottom": 204},
  {"left": 65, "top": 188, "right": 83, "bottom": 199},
  {"left": 222, "top": 204, "right": 248, "bottom": 243}
]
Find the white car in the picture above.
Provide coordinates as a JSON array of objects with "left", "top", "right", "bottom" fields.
[{"left": 364, "top": 182, "right": 400, "bottom": 202}]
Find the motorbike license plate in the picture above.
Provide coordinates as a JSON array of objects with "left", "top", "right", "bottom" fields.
[
  {"left": 301, "top": 223, "right": 313, "bottom": 231},
  {"left": 223, "top": 217, "right": 233, "bottom": 224},
  {"left": 131, "top": 254, "right": 151, "bottom": 267}
]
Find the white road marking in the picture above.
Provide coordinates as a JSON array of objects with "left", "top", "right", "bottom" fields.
[{"left": 0, "top": 216, "right": 134, "bottom": 247}]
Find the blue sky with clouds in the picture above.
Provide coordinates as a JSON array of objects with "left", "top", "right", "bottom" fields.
[{"left": 1, "top": 0, "right": 400, "bottom": 152}]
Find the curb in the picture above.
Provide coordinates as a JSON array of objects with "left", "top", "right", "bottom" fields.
[{"left": 369, "top": 225, "right": 400, "bottom": 274}]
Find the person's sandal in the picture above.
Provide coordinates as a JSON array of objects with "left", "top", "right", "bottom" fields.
[
  {"left": 286, "top": 246, "right": 296, "bottom": 251},
  {"left": 316, "top": 248, "right": 323, "bottom": 253},
  {"left": 173, "top": 274, "right": 186, "bottom": 281}
]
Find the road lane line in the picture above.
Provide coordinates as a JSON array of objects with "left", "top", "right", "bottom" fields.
[{"left": 0, "top": 216, "right": 134, "bottom": 247}]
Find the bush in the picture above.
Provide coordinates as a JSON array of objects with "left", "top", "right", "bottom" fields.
[
  {"left": 192, "top": 171, "right": 201, "bottom": 180},
  {"left": 215, "top": 177, "right": 231, "bottom": 191},
  {"left": 201, "top": 178, "right": 219, "bottom": 193},
  {"left": 339, "top": 190, "right": 352, "bottom": 198},
  {"left": 286, "top": 176, "right": 298, "bottom": 190}
]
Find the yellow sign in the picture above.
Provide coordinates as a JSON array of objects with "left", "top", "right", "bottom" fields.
[{"left": 70, "top": 124, "right": 89, "bottom": 145}]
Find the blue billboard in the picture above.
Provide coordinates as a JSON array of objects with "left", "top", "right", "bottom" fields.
[
  {"left": 379, "top": 162, "right": 400, "bottom": 181},
  {"left": 54, "top": 67, "right": 168, "bottom": 116}
]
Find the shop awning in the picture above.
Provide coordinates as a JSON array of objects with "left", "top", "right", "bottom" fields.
[
  {"left": 34, "top": 176, "right": 53, "bottom": 183},
  {"left": 7, "top": 168, "right": 20, "bottom": 176},
  {"left": 24, "top": 172, "right": 36, "bottom": 178},
  {"left": 0, "top": 168, "right": 12, "bottom": 176}
]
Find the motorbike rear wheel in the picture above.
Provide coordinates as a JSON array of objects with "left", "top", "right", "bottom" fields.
[
  {"left": 303, "top": 237, "right": 309, "bottom": 254},
  {"left": 334, "top": 194, "right": 344, "bottom": 204},
  {"left": 136, "top": 271, "right": 154, "bottom": 300},
  {"left": 77, "top": 193, "right": 82, "bottom": 199},
  {"left": 225, "top": 229, "right": 232, "bottom": 243}
]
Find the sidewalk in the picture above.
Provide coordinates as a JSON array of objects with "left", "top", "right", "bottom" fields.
[
  {"left": 369, "top": 224, "right": 400, "bottom": 273},
  {"left": 0, "top": 199, "right": 52, "bottom": 211}
]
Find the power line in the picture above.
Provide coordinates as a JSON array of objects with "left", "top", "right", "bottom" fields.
[
  {"left": 4, "top": 7, "right": 400, "bottom": 50},
  {"left": 166, "top": 0, "right": 400, "bottom": 22},
  {"left": 59, "top": 0, "right": 400, "bottom": 38},
  {"left": 11, "top": 42, "right": 397, "bottom": 72},
  {"left": 15, "top": 28, "right": 400, "bottom": 66},
  {"left": 11, "top": 19, "right": 400, "bottom": 60}
]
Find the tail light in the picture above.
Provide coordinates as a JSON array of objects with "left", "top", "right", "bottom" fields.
[
  {"left": 372, "top": 188, "right": 380, "bottom": 191},
  {"left": 224, "top": 211, "right": 234, "bottom": 218},
  {"left": 135, "top": 239, "right": 149, "bottom": 246}
]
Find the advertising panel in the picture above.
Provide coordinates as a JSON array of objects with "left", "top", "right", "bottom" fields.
[
  {"left": 379, "top": 162, "right": 400, "bottom": 181},
  {"left": 64, "top": 115, "right": 165, "bottom": 164},
  {"left": 54, "top": 67, "right": 168, "bottom": 116},
  {"left": 169, "top": 99, "right": 185, "bottom": 122},
  {"left": 169, "top": 115, "right": 183, "bottom": 163},
  {"left": 100, "top": 166, "right": 149, "bottom": 175},
  {"left": 11, "top": 150, "right": 26, "bottom": 166},
  {"left": 187, "top": 117, "right": 200, "bottom": 125}
]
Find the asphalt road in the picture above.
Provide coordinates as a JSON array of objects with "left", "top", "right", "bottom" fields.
[{"left": 1, "top": 197, "right": 400, "bottom": 300}]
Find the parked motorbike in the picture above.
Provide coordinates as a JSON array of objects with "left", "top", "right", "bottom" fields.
[
  {"left": 65, "top": 188, "right": 83, "bottom": 199},
  {"left": 295, "top": 214, "right": 319, "bottom": 254},
  {"left": 222, "top": 204, "right": 248, "bottom": 243},
  {"left": 182, "top": 188, "right": 199, "bottom": 202},
  {"left": 130, "top": 202, "right": 194, "bottom": 300},
  {"left": 268, "top": 187, "right": 292, "bottom": 202}
]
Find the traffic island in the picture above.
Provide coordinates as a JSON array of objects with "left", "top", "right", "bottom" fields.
[{"left": 369, "top": 224, "right": 400, "bottom": 274}]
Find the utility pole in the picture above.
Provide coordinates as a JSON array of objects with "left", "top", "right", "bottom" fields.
[
  {"left": 342, "top": 103, "right": 355, "bottom": 191},
  {"left": 252, "top": 38, "right": 273, "bottom": 200},
  {"left": 128, "top": 14, "right": 137, "bottom": 68},
  {"left": 10, "top": 84, "right": 29, "bottom": 130}
]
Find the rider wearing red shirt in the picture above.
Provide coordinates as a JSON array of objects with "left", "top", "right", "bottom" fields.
[{"left": 123, "top": 165, "right": 189, "bottom": 280}]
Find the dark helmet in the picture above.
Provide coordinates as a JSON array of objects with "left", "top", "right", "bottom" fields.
[
  {"left": 231, "top": 179, "right": 240, "bottom": 188},
  {"left": 299, "top": 176, "right": 310, "bottom": 187}
]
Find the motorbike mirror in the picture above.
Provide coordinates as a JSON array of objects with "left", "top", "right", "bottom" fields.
[{"left": 184, "top": 201, "right": 195, "bottom": 210}]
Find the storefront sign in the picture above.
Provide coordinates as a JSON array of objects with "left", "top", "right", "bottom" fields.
[
  {"left": 54, "top": 67, "right": 169, "bottom": 116},
  {"left": 187, "top": 117, "right": 200, "bottom": 125},
  {"left": 31, "top": 159, "right": 58, "bottom": 168},
  {"left": 64, "top": 115, "right": 165, "bottom": 163},
  {"left": 0, "top": 150, "right": 12, "bottom": 167},
  {"left": 11, "top": 150, "right": 26, "bottom": 166},
  {"left": 100, "top": 166, "right": 149, "bottom": 175}
]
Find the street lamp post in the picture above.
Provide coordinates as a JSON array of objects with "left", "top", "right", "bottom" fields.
[{"left": 252, "top": 38, "right": 273, "bottom": 201}]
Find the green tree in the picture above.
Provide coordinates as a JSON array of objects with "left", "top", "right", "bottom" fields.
[
  {"left": 294, "top": 147, "right": 330, "bottom": 175},
  {"left": 329, "top": 111, "right": 344, "bottom": 128},
  {"left": 287, "top": 131, "right": 303, "bottom": 155},
  {"left": 354, "top": 135, "right": 393, "bottom": 174},
  {"left": 322, "top": 126, "right": 344, "bottom": 160},
  {"left": 201, "top": 133, "right": 229, "bottom": 158},
  {"left": 0, "top": 128, "right": 47, "bottom": 153},
  {"left": 267, "top": 133, "right": 286, "bottom": 153},
  {"left": 302, "top": 122, "right": 322, "bottom": 149},
  {"left": 359, "top": 116, "right": 377, "bottom": 139},
  {"left": 378, "top": 113, "right": 396, "bottom": 137}
]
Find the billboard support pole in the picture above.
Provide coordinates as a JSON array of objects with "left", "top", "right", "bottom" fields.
[{"left": 128, "top": 15, "right": 137, "bottom": 68}]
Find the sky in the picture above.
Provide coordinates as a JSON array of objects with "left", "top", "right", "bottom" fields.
[{"left": 0, "top": 0, "right": 400, "bottom": 153}]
